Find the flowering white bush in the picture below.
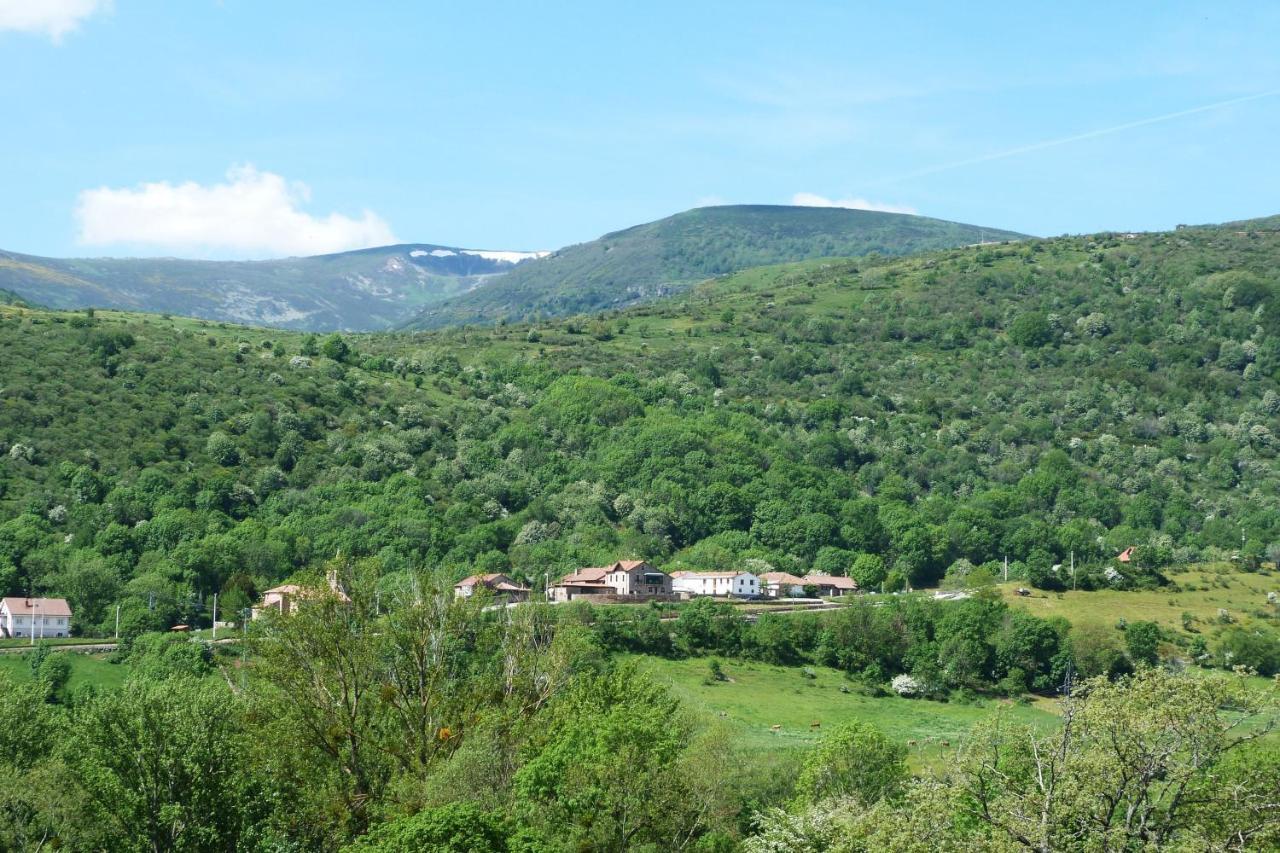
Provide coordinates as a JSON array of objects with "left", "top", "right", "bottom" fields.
[{"left": 891, "top": 674, "right": 920, "bottom": 697}]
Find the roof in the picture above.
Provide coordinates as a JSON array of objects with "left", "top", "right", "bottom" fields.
[
  {"left": 456, "top": 574, "right": 529, "bottom": 593},
  {"left": 613, "top": 560, "right": 649, "bottom": 571},
  {"left": 559, "top": 567, "right": 611, "bottom": 584},
  {"left": 456, "top": 573, "right": 509, "bottom": 587},
  {"left": 759, "top": 572, "right": 806, "bottom": 585},
  {"left": 801, "top": 574, "right": 859, "bottom": 590},
  {"left": 672, "top": 571, "right": 752, "bottom": 579},
  {"left": 260, "top": 582, "right": 351, "bottom": 603},
  {"left": 1117, "top": 547, "right": 1135, "bottom": 562},
  {"left": 1, "top": 597, "right": 72, "bottom": 617}
]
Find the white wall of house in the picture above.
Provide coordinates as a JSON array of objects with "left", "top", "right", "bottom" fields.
[
  {"left": 672, "top": 573, "right": 759, "bottom": 597},
  {"left": 1, "top": 612, "right": 70, "bottom": 638}
]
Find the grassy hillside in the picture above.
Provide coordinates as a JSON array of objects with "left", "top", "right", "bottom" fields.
[
  {"left": 0, "top": 243, "right": 544, "bottom": 332},
  {"left": 637, "top": 655, "right": 1056, "bottom": 765},
  {"left": 399, "top": 204, "right": 1026, "bottom": 329},
  {"left": 0, "top": 223, "right": 1277, "bottom": 663},
  {"left": 1001, "top": 565, "right": 1278, "bottom": 638}
]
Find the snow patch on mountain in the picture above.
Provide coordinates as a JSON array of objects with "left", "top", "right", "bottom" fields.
[{"left": 461, "top": 249, "right": 550, "bottom": 264}]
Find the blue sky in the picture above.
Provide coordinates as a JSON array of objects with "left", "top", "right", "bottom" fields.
[{"left": 2, "top": 1, "right": 1279, "bottom": 258}]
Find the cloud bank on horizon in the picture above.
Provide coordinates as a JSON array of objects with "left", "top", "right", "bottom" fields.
[
  {"left": 0, "top": 0, "right": 109, "bottom": 41},
  {"left": 791, "top": 192, "right": 917, "bottom": 215},
  {"left": 75, "top": 165, "right": 398, "bottom": 259}
]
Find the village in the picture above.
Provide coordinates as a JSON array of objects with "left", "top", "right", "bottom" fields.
[
  {"left": 4, "top": 549, "right": 1149, "bottom": 634},
  {"left": 453, "top": 560, "right": 858, "bottom": 606}
]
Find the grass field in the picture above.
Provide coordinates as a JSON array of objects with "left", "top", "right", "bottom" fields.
[
  {"left": 635, "top": 655, "right": 1057, "bottom": 768},
  {"left": 1000, "top": 565, "right": 1279, "bottom": 641},
  {"left": 0, "top": 652, "right": 128, "bottom": 691}
]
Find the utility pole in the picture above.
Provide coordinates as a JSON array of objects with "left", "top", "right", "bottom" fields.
[
  {"left": 114, "top": 604, "right": 121, "bottom": 640},
  {"left": 1003, "top": 555, "right": 1008, "bottom": 583},
  {"left": 30, "top": 595, "right": 36, "bottom": 647},
  {"left": 240, "top": 608, "right": 250, "bottom": 693},
  {"left": 1071, "top": 550, "right": 1076, "bottom": 591},
  {"left": 211, "top": 592, "right": 218, "bottom": 641}
]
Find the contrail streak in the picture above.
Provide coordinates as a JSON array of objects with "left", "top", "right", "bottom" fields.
[{"left": 874, "top": 88, "right": 1280, "bottom": 185}]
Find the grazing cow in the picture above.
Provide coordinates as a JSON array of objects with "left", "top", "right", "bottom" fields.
[
  {"left": 907, "top": 739, "right": 917, "bottom": 746},
  {"left": 810, "top": 720, "right": 821, "bottom": 728},
  {"left": 770, "top": 724, "right": 782, "bottom": 732},
  {"left": 941, "top": 740, "right": 951, "bottom": 747}
]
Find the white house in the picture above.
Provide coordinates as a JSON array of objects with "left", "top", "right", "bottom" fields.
[
  {"left": 758, "top": 572, "right": 807, "bottom": 598},
  {"left": 670, "top": 571, "right": 760, "bottom": 598},
  {"left": 0, "top": 597, "right": 73, "bottom": 639}
]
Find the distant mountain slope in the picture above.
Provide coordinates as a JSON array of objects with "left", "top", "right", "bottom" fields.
[
  {"left": 0, "top": 244, "right": 547, "bottom": 331},
  {"left": 1200, "top": 213, "right": 1280, "bottom": 231},
  {"left": 397, "top": 205, "right": 1026, "bottom": 329},
  {"left": 0, "top": 287, "right": 32, "bottom": 307}
]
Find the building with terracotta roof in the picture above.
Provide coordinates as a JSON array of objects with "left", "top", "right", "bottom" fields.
[
  {"left": 0, "top": 597, "right": 72, "bottom": 639},
  {"left": 758, "top": 572, "right": 807, "bottom": 598},
  {"left": 454, "top": 573, "right": 531, "bottom": 604},
  {"left": 670, "top": 570, "right": 760, "bottom": 598},
  {"left": 253, "top": 570, "right": 351, "bottom": 618},
  {"left": 547, "top": 560, "right": 672, "bottom": 602},
  {"left": 800, "top": 574, "right": 859, "bottom": 596}
]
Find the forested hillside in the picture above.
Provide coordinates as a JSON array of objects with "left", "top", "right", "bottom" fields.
[
  {"left": 400, "top": 204, "right": 1025, "bottom": 329},
  {"left": 0, "top": 225, "right": 1278, "bottom": 634}
]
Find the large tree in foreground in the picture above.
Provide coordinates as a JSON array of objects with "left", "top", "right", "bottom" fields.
[
  {"left": 747, "top": 669, "right": 1279, "bottom": 852},
  {"left": 957, "top": 669, "right": 1279, "bottom": 851}
]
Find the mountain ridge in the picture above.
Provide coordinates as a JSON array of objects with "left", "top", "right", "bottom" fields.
[
  {"left": 0, "top": 242, "right": 547, "bottom": 331},
  {"left": 396, "top": 204, "right": 1027, "bottom": 330}
]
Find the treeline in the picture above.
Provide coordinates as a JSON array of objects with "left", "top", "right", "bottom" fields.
[{"left": 577, "top": 593, "right": 1160, "bottom": 696}]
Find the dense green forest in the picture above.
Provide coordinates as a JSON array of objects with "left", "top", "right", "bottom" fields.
[
  {"left": 1, "top": 221, "right": 1280, "bottom": 849},
  {"left": 2, "top": 224, "right": 1280, "bottom": 637},
  {"left": 399, "top": 205, "right": 1025, "bottom": 329}
]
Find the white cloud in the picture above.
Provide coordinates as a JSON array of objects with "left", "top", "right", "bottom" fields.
[
  {"left": 791, "top": 192, "right": 917, "bottom": 216},
  {"left": 0, "top": 0, "right": 109, "bottom": 41},
  {"left": 76, "top": 165, "right": 398, "bottom": 258}
]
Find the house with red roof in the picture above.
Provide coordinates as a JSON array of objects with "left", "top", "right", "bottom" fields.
[
  {"left": 0, "top": 597, "right": 72, "bottom": 639},
  {"left": 758, "top": 572, "right": 807, "bottom": 598},
  {"left": 454, "top": 573, "right": 531, "bottom": 604},
  {"left": 547, "top": 560, "right": 672, "bottom": 602},
  {"left": 800, "top": 574, "right": 859, "bottom": 597},
  {"left": 253, "top": 570, "right": 351, "bottom": 618}
]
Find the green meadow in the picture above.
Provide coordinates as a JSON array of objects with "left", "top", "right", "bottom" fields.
[{"left": 635, "top": 655, "right": 1057, "bottom": 768}]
